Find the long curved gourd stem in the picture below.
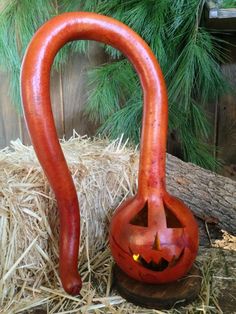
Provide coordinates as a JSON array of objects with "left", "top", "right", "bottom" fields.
[{"left": 20, "top": 12, "right": 168, "bottom": 295}]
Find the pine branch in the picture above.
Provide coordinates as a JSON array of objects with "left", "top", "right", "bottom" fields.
[
  {"left": 85, "top": 60, "right": 138, "bottom": 124},
  {"left": 0, "top": 0, "right": 231, "bottom": 169},
  {"left": 85, "top": 0, "right": 230, "bottom": 169},
  {"left": 98, "top": 93, "right": 142, "bottom": 143},
  {"left": 0, "top": 0, "right": 92, "bottom": 109},
  {"left": 220, "top": 0, "right": 236, "bottom": 8},
  {"left": 0, "top": 0, "right": 56, "bottom": 110}
]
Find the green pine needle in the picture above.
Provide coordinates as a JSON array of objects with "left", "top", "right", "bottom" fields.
[
  {"left": 220, "top": 0, "right": 236, "bottom": 8},
  {"left": 85, "top": 60, "right": 138, "bottom": 124},
  {"left": 85, "top": 0, "right": 230, "bottom": 169},
  {"left": 98, "top": 92, "right": 142, "bottom": 143},
  {"left": 0, "top": 0, "right": 232, "bottom": 169},
  {"left": 0, "top": 0, "right": 89, "bottom": 109}
]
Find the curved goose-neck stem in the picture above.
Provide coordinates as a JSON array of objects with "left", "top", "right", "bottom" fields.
[{"left": 20, "top": 12, "right": 168, "bottom": 295}]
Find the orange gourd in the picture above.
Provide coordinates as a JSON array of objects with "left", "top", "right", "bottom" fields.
[{"left": 20, "top": 12, "right": 198, "bottom": 295}]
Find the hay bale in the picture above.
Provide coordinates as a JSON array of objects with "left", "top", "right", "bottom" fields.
[
  {"left": 0, "top": 135, "right": 139, "bottom": 313},
  {"left": 0, "top": 134, "right": 235, "bottom": 313}
]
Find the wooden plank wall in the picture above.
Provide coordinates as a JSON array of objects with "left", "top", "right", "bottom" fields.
[
  {"left": 0, "top": 43, "right": 106, "bottom": 148},
  {"left": 217, "top": 34, "right": 236, "bottom": 179},
  {"left": 0, "top": 41, "right": 235, "bottom": 179},
  {"left": 0, "top": 72, "right": 22, "bottom": 148}
]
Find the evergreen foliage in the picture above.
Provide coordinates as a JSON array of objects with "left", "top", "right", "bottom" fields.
[
  {"left": 220, "top": 0, "right": 236, "bottom": 8},
  {"left": 0, "top": 0, "right": 230, "bottom": 169},
  {"left": 86, "top": 0, "right": 229, "bottom": 169},
  {"left": 0, "top": 0, "right": 90, "bottom": 110}
]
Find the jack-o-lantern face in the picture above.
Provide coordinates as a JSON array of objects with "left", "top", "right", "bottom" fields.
[{"left": 109, "top": 191, "right": 198, "bottom": 283}]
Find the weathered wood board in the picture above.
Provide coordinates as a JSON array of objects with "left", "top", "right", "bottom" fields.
[{"left": 0, "top": 43, "right": 106, "bottom": 148}]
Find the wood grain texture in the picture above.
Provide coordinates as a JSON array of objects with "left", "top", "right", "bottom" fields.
[
  {"left": 216, "top": 34, "right": 236, "bottom": 179},
  {"left": 50, "top": 68, "right": 65, "bottom": 139},
  {"left": 0, "top": 44, "right": 106, "bottom": 149},
  {"left": 113, "top": 263, "right": 201, "bottom": 310},
  {"left": 166, "top": 153, "right": 236, "bottom": 235},
  {"left": 63, "top": 53, "right": 92, "bottom": 138},
  {"left": 63, "top": 43, "right": 106, "bottom": 138},
  {"left": 63, "top": 42, "right": 107, "bottom": 138},
  {"left": 0, "top": 72, "right": 21, "bottom": 148},
  {"left": 218, "top": 63, "right": 236, "bottom": 164},
  {"left": 20, "top": 67, "right": 68, "bottom": 146},
  {"left": 20, "top": 116, "right": 31, "bottom": 146}
]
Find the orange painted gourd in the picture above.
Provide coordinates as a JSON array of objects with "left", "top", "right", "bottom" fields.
[{"left": 20, "top": 12, "right": 199, "bottom": 295}]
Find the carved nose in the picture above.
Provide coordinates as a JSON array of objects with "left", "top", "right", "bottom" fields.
[{"left": 152, "top": 233, "right": 161, "bottom": 251}]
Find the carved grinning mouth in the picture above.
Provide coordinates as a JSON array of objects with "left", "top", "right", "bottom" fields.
[{"left": 132, "top": 248, "right": 185, "bottom": 272}]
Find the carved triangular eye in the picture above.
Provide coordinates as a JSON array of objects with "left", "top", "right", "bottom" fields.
[
  {"left": 130, "top": 202, "right": 148, "bottom": 227},
  {"left": 164, "top": 203, "right": 184, "bottom": 228}
]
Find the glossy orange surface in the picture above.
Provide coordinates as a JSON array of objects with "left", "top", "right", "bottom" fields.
[{"left": 21, "top": 12, "right": 198, "bottom": 295}]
